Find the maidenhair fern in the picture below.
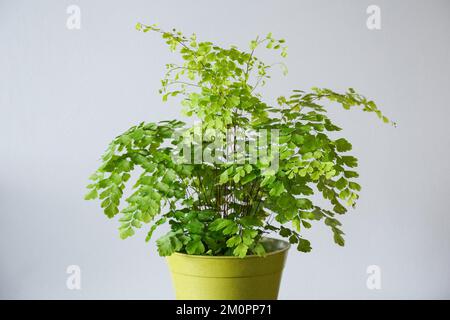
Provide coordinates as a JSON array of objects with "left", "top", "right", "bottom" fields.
[{"left": 85, "top": 23, "right": 393, "bottom": 257}]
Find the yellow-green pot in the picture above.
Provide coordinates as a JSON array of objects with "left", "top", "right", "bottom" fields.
[{"left": 166, "top": 238, "right": 290, "bottom": 300}]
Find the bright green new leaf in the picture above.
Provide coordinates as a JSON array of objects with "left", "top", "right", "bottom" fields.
[{"left": 233, "top": 243, "right": 249, "bottom": 258}]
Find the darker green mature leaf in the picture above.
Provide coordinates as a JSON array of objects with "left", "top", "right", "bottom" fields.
[
  {"left": 185, "top": 219, "right": 204, "bottom": 234},
  {"left": 298, "top": 185, "right": 314, "bottom": 195},
  {"left": 197, "top": 210, "right": 216, "bottom": 222},
  {"left": 325, "top": 217, "right": 341, "bottom": 227},
  {"left": 335, "top": 177, "right": 348, "bottom": 190},
  {"left": 324, "top": 119, "right": 342, "bottom": 131},
  {"left": 296, "top": 198, "right": 313, "bottom": 210},
  {"left": 209, "top": 218, "right": 233, "bottom": 232},
  {"left": 297, "top": 238, "right": 312, "bottom": 253},
  {"left": 241, "top": 173, "right": 257, "bottom": 185},
  {"left": 239, "top": 216, "right": 263, "bottom": 227},
  {"left": 333, "top": 203, "right": 347, "bottom": 215},
  {"left": 348, "top": 182, "right": 361, "bottom": 191},
  {"left": 289, "top": 235, "right": 298, "bottom": 244},
  {"left": 279, "top": 227, "right": 292, "bottom": 237},
  {"left": 186, "top": 239, "right": 205, "bottom": 255},
  {"left": 344, "top": 170, "right": 359, "bottom": 178},
  {"left": 333, "top": 232, "right": 345, "bottom": 246},
  {"left": 301, "top": 220, "right": 312, "bottom": 229},
  {"left": 334, "top": 138, "right": 352, "bottom": 152},
  {"left": 341, "top": 156, "right": 358, "bottom": 168}
]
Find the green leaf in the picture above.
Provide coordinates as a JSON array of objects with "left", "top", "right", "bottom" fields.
[
  {"left": 344, "top": 170, "right": 359, "bottom": 178},
  {"left": 339, "top": 188, "right": 350, "bottom": 200},
  {"left": 335, "top": 177, "right": 348, "bottom": 190},
  {"left": 226, "top": 235, "right": 242, "bottom": 247},
  {"left": 335, "top": 138, "right": 352, "bottom": 152},
  {"left": 292, "top": 217, "right": 301, "bottom": 231},
  {"left": 341, "top": 156, "right": 358, "bottom": 168},
  {"left": 240, "top": 216, "right": 263, "bottom": 227},
  {"left": 288, "top": 235, "right": 298, "bottom": 244},
  {"left": 333, "top": 232, "right": 345, "bottom": 246},
  {"left": 253, "top": 243, "right": 266, "bottom": 256},
  {"left": 301, "top": 220, "right": 311, "bottom": 229},
  {"left": 269, "top": 181, "right": 286, "bottom": 197},
  {"left": 297, "top": 198, "right": 313, "bottom": 210},
  {"left": 156, "top": 231, "right": 182, "bottom": 256},
  {"left": 233, "top": 243, "right": 249, "bottom": 258},
  {"left": 209, "top": 218, "right": 230, "bottom": 231},
  {"left": 261, "top": 175, "right": 276, "bottom": 187},
  {"left": 84, "top": 189, "right": 98, "bottom": 200},
  {"left": 223, "top": 222, "right": 239, "bottom": 235},
  {"left": 348, "top": 182, "right": 361, "bottom": 191},
  {"left": 219, "top": 171, "right": 229, "bottom": 184},
  {"left": 118, "top": 134, "right": 132, "bottom": 146},
  {"left": 186, "top": 239, "right": 205, "bottom": 255},
  {"left": 119, "top": 226, "right": 135, "bottom": 239},
  {"left": 279, "top": 227, "right": 291, "bottom": 237},
  {"left": 145, "top": 217, "right": 166, "bottom": 242},
  {"left": 325, "top": 217, "right": 341, "bottom": 227},
  {"left": 242, "top": 229, "right": 257, "bottom": 245},
  {"left": 297, "top": 238, "right": 312, "bottom": 253},
  {"left": 104, "top": 204, "right": 119, "bottom": 218},
  {"left": 186, "top": 219, "right": 204, "bottom": 234},
  {"left": 333, "top": 203, "right": 347, "bottom": 214},
  {"left": 226, "top": 96, "right": 240, "bottom": 108},
  {"left": 241, "top": 173, "right": 256, "bottom": 185}
]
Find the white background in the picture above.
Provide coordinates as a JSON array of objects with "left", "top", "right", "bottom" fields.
[{"left": 1, "top": 0, "right": 449, "bottom": 299}]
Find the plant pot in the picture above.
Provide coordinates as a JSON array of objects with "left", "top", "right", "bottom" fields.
[{"left": 166, "top": 238, "right": 290, "bottom": 300}]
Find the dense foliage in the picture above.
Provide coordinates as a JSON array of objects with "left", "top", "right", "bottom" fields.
[{"left": 85, "top": 23, "right": 393, "bottom": 257}]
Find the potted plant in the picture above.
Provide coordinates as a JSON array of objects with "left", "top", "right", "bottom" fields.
[{"left": 85, "top": 23, "right": 394, "bottom": 300}]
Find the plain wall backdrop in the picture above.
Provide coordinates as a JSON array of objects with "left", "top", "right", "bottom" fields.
[{"left": 1, "top": 0, "right": 449, "bottom": 299}]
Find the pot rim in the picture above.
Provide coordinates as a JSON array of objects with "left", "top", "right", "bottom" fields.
[{"left": 169, "top": 237, "right": 290, "bottom": 260}]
